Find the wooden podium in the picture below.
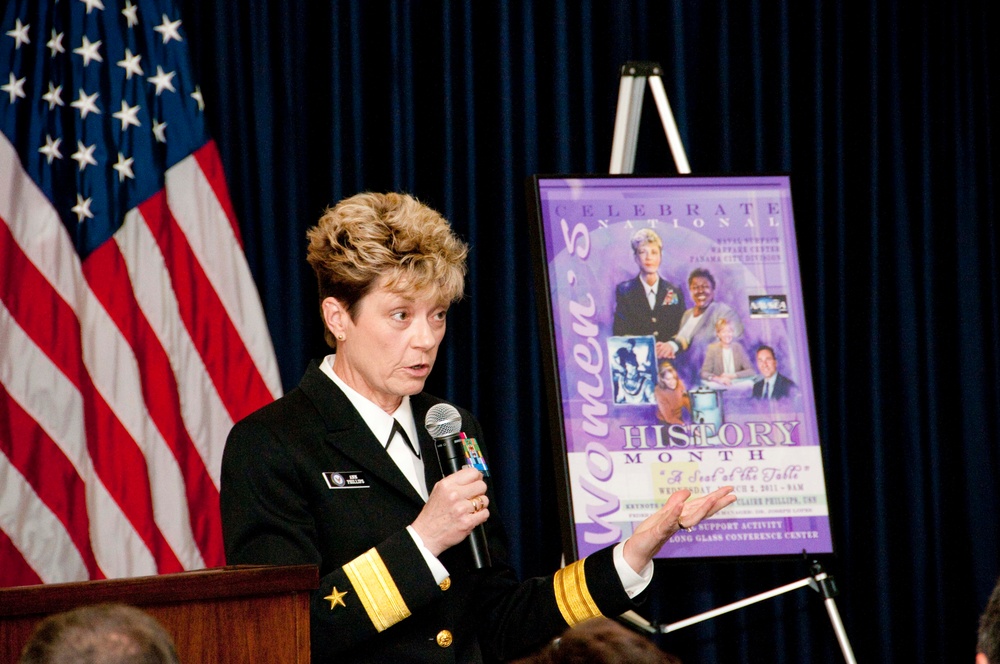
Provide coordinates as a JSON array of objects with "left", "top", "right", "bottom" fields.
[{"left": 0, "top": 565, "right": 319, "bottom": 663}]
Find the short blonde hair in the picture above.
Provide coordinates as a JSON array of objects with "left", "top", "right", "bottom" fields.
[
  {"left": 630, "top": 228, "right": 662, "bottom": 254},
  {"left": 306, "top": 192, "right": 468, "bottom": 348},
  {"left": 715, "top": 317, "right": 732, "bottom": 334}
]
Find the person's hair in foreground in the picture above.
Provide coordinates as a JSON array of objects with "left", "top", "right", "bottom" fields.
[
  {"left": 978, "top": 576, "right": 1000, "bottom": 664},
  {"left": 509, "top": 616, "right": 681, "bottom": 664},
  {"left": 19, "top": 603, "right": 179, "bottom": 664},
  {"left": 305, "top": 191, "right": 468, "bottom": 348}
]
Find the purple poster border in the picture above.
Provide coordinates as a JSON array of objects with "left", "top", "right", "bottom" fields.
[{"left": 528, "top": 175, "right": 834, "bottom": 561}]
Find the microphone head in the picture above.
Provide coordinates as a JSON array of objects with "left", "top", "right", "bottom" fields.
[{"left": 425, "top": 403, "right": 462, "bottom": 440}]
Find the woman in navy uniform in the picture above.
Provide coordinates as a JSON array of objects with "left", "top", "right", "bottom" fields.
[
  {"left": 612, "top": 228, "right": 686, "bottom": 359},
  {"left": 221, "top": 193, "right": 735, "bottom": 663}
]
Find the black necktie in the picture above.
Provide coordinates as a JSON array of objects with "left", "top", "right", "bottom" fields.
[{"left": 387, "top": 419, "right": 420, "bottom": 458}]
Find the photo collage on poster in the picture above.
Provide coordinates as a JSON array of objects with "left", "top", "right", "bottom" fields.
[{"left": 532, "top": 175, "right": 834, "bottom": 560}]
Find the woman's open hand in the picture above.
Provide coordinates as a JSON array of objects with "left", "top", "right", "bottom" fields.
[{"left": 622, "top": 486, "right": 737, "bottom": 573}]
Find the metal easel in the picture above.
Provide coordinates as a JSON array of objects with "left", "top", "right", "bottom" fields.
[
  {"left": 609, "top": 61, "right": 690, "bottom": 175},
  {"left": 608, "top": 61, "right": 857, "bottom": 663}
]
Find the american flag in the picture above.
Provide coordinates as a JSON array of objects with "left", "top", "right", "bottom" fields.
[{"left": 0, "top": 0, "right": 282, "bottom": 586}]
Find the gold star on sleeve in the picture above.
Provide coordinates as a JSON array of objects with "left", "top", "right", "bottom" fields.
[{"left": 324, "top": 586, "right": 348, "bottom": 610}]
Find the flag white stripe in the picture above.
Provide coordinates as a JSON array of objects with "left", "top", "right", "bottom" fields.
[
  {"left": 0, "top": 137, "right": 78, "bottom": 305},
  {"left": 116, "top": 208, "right": 234, "bottom": 487},
  {"left": 0, "top": 454, "right": 89, "bottom": 585},
  {"left": 165, "top": 157, "right": 282, "bottom": 398},
  {"left": 0, "top": 299, "right": 157, "bottom": 579},
  {"left": 0, "top": 135, "right": 202, "bottom": 572}
]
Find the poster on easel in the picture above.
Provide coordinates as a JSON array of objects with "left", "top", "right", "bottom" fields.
[{"left": 526, "top": 174, "right": 834, "bottom": 561}]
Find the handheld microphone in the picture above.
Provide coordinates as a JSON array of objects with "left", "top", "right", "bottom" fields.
[{"left": 424, "top": 403, "right": 491, "bottom": 568}]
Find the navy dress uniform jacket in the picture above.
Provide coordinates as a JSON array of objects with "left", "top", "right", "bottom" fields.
[
  {"left": 221, "top": 360, "right": 641, "bottom": 663},
  {"left": 612, "top": 276, "right": 685, "bottom": 341}
]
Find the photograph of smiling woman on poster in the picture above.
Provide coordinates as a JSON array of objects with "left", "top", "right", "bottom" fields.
[
  {"left": 664, "top": 268, "right": 744, "bottom": 363},
  {"left": 700, "top": 318, "right": 756, "bottom": 386}
]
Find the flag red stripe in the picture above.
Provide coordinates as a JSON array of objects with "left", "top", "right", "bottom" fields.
[
  {"left": 0, "top": 218, "right": 184, "bottom": 574},
  {"left": 0, "top": 528, "right": 42, "bottom": 588},
  {"left": 0, "top": 385, "right": 105, "bottom": 580},
  {"left": 82, "top": 241, "right": 225, "bottom": 566},
  {"left": 138, "top": 193, "right": 274, "bottom": 422},
  {"left": 193, "top": 141, "right": 243, "bottom": 247}
]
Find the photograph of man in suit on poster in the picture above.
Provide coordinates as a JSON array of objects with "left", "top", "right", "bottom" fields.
[
  {"left": 612, "top": 228, "right": 685, "bottom": 359},
  {"left": 752, "top": 345, "right": 798, "bottom": 401}
]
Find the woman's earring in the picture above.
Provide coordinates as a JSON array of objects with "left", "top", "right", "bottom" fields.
[{"left": 337, "top": 334, "right": 345, "bottom": 341}]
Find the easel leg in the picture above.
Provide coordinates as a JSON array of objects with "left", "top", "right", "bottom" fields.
[
  {"left": 810, "top": 561, "right": 858, "bottom": 664},
  {"left": 619, "top": 561, "right": 858, "bottom": 663}
]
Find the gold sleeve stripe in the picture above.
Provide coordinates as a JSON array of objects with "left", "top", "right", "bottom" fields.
[
  {"left": 342, "top": 548, "right": 411, "bottom": 632},
  {"left": 553, "top": 558, "right": 602, "bottom": 626}
]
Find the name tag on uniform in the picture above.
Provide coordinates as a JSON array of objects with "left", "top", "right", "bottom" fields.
[{"left": 322, "top": 471, "right": 370, "bottom": 489}]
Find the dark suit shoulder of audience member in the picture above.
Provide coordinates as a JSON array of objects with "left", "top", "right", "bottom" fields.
[
  {"left": 19, "top": 603, "right": 180, "bottom": 664},
  {"left": 508, "top": 617, "right": 681, "bottom": 664}
]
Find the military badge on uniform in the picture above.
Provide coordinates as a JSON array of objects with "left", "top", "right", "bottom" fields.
[
  {"left": 663, "top": 289, "right": 678, "bottom": 306},
  {"left": 325, "top": 586, "right": 348, "bottom": 609}
]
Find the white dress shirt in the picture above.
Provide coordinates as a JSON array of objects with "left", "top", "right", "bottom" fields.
[
  {"left": 761, "top": 374, "right": 777, "bottom": 399},
  {"left": 319, "top": 354, "right": 652, "bottom": 596},
  {"left": 642, "top": 278, "right": 658, "bottom": 309}
]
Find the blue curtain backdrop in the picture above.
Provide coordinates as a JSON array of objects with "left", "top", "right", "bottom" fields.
[{"left": 177, "top": 1, "right": 999, "bottom": 662}]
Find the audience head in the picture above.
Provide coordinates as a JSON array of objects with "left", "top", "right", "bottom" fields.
[
  {"left": 978, "top": 576, "right": 1000, "bottom": 664},
  {"left": 509, "top": 617, "right": 680, "bottom": 664},
  {"left": 19, "top": 603, "right": 179, "bottom": 664}
]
